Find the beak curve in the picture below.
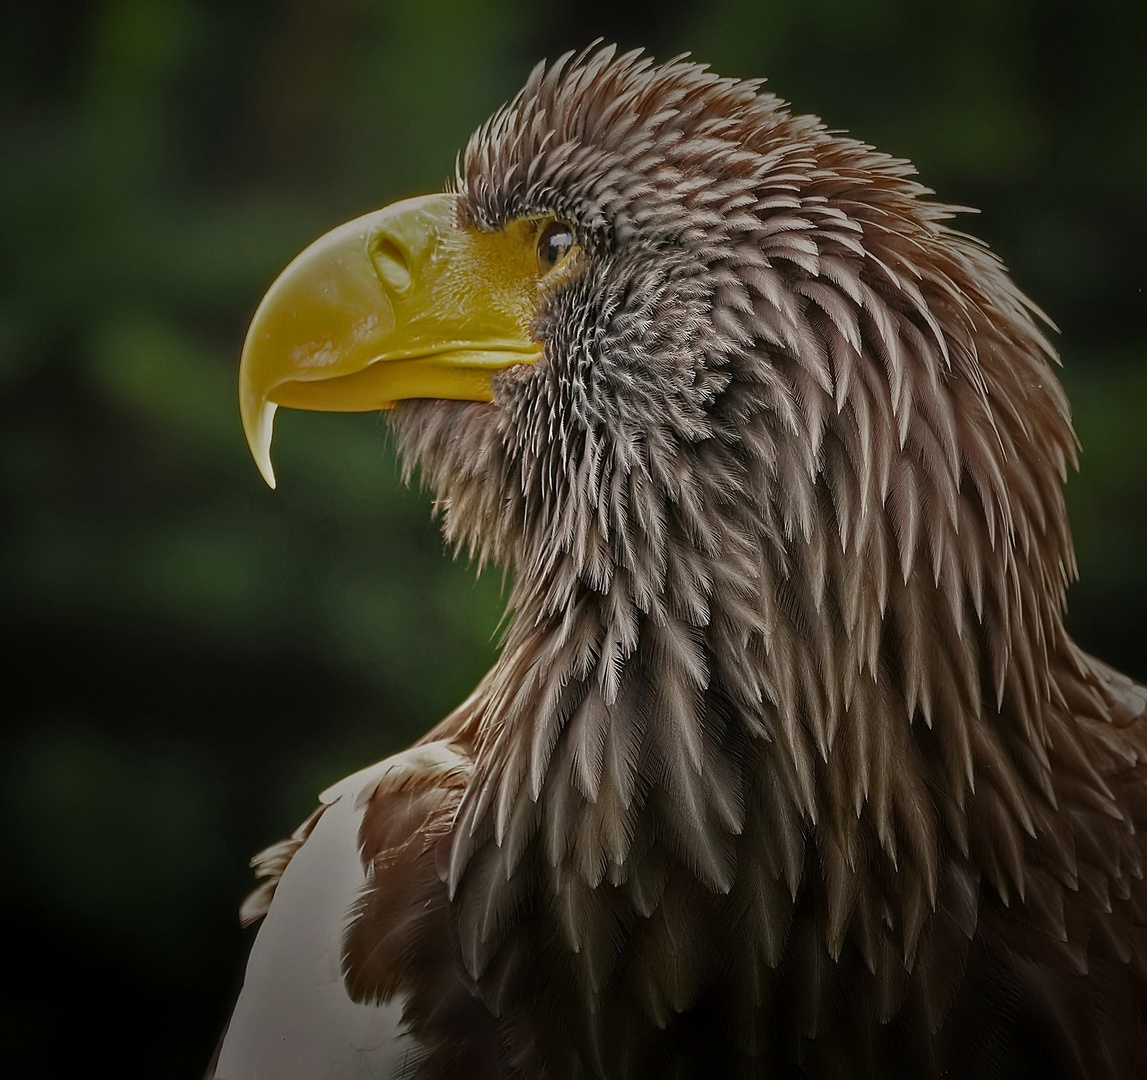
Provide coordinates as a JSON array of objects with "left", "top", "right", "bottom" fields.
[{"left": 239, "top": 193, "right": 543, "bottom": 488}]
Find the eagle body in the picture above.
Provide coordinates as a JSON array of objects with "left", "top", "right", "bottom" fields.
[{"left": 213, "top": 49, "right": 1147, "bottom": 1079}]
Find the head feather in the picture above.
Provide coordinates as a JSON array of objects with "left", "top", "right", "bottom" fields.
[{"left": 383, "top": 48, "right": 1141, "bottom": 1062}]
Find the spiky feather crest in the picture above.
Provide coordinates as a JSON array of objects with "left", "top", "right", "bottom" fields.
[{"left": 357, "top": 47, "right": 1147, "bottom": 1076}]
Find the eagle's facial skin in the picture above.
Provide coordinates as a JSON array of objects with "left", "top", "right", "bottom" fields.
[
  {"left": 393, "top": 228, "right": 720, "bottom": 595},
  {"left": 232, "top": 47, "right": 1147, "bottom": 1078}
]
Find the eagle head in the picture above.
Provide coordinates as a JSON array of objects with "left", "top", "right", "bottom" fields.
[{"left": 241, "top": 46, "right": 1076, "bottom": 824}]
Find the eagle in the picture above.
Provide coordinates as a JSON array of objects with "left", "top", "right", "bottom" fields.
[{"left": 211, "top": 47, "right": 1147, "bottom": 1080}]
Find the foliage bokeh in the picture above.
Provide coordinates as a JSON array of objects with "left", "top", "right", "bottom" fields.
[{"left": 2, "top": 1, "right": 1144, "bottom": 1075}]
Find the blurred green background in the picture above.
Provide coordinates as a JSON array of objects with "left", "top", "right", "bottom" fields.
[{"left": 1, "top": 1, "right": 1144, "bottom": 1075}]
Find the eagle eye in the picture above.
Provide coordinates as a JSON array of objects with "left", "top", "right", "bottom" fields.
[{"left": 537, "top": 220, "right": 574, "bottom": 273}]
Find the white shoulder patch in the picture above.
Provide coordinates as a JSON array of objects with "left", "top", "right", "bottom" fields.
[{"left": 212, "top": 761, "right": 422, "bottom": 1080}]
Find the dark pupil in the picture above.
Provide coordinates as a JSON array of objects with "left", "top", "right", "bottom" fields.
[{"left": 539, "top": 222, "right": 573, "bottom": 270}]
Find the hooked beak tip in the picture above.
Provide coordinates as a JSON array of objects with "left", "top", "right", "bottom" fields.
[{"left": 243, "top": 394, "right": 279, "bottom": 489}]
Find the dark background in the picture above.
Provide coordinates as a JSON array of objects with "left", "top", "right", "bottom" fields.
[{"left": 2, "top": 1, "right": 1145, "bottom": 1075}]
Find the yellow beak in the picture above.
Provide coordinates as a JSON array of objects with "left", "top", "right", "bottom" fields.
[{"left": 239, "top": 193, "right": 544, "bottom": 487}]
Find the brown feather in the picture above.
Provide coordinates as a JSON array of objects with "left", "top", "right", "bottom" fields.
[{"left": 234, "top": 46, "right": 1147, "bottom": 1078}]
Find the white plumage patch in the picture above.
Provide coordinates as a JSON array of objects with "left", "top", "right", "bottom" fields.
[{"left": 212, "top": 765, "right": 419, "bottom": 1080}]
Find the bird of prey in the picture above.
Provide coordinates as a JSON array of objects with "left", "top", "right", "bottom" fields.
[{"left": 211, "top": 47, "right": 1147, "bottom": 1080}]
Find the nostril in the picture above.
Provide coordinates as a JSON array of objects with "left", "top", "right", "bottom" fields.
[{"left": 370, "top": 233, "right": 412, "bottom": 294}]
